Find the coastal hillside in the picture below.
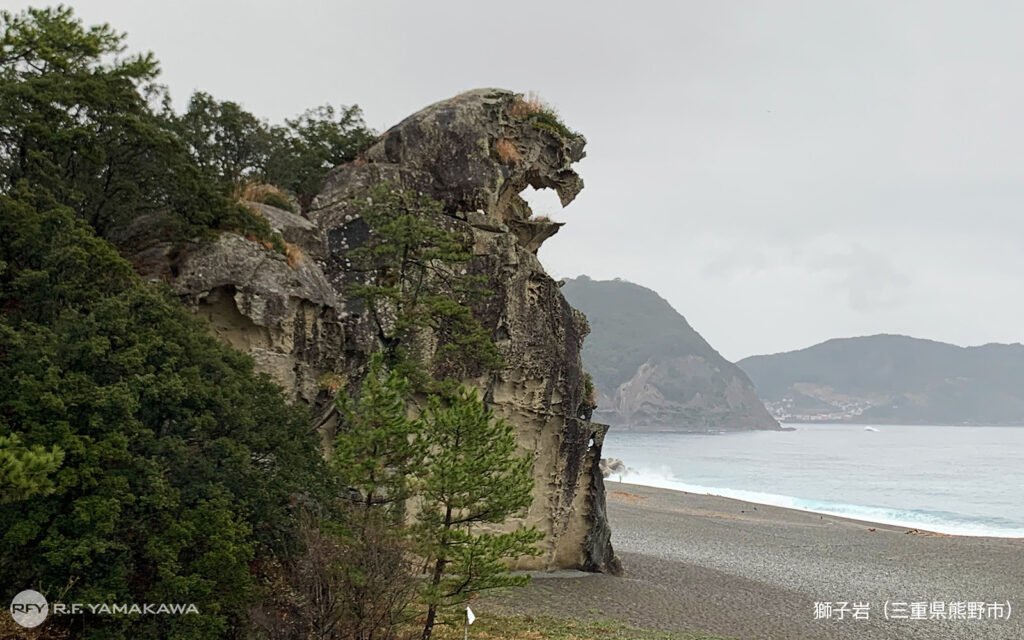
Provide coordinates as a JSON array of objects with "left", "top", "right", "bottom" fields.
[
  {"left": 0, "top": 6, "right": 620, "bottom": 637},
  {"left": 561, "top": 276, "right": 779, "bottom": 431},
  {"left": 738, "top": 334, "right": 1024, "bottom": 424}
]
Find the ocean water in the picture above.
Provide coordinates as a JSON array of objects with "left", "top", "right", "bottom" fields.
[{"left": 602, "top": 423, "right": 1024, "bottom": 538}]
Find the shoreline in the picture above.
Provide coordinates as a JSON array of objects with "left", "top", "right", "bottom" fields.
[
  {"left": 487, "top": 480, "right": 1023, "bottom": 640},
  {"left": 609, "top": 480, "right": 953, "bottom": 537},
  {"left": 777, "top": 421, "right": 1024, "bottom": 427},
  {"left": 604, "top": 478, "right": 1024, "bottom": 539},
  {"left": 605, "top": 422, "right": 1024, "bottom": 431}
]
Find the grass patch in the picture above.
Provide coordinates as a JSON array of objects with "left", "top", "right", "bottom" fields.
[
  {"left": 508, "top": 92, "right": 583, "bottom": 141},
  {"left": 237, "top": 182, "right": 297, "bottom": 213},
  {"left": 260, "top": 190, "right": 295, "bottom": 212},
  {"left": 496, "top": 137, "right": 522, "bottom": 164},
  {"left": 529, "top": 111, "right": 582, "bottom": 141},
  {"left": 284, "top": 240, "right": 305, "bottom": 268},
  {"left": 508, "top": 91, "right": 547, "bottom": 118},
  {"left": 431, "top": 614, "right": 732, "bottom": 640},
  {"left": 219, "top": 201, "right": 286, "bottom": 254}
]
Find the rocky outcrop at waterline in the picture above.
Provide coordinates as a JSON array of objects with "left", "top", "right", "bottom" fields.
[{"left": 131, "top": 89, "right": 620, "bottom": 575}]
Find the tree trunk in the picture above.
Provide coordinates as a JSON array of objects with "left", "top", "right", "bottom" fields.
[
  {"left": 420, "top": 604, "right": 437, "bottom": 640},
  {"left": 420, "top": 555, "right": 445, "bottom": 640},
  {"left": 422, "top": 503, "right": 452, "bottom": 640}
]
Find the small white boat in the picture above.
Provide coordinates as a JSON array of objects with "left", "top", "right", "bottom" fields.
[{"left": 864, "top": 426, "right": 879, "bottom": 432}]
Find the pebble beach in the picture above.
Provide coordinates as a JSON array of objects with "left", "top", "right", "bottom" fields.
[{"left": 490, "top": 481, "right": 1024, "bottom": 640}]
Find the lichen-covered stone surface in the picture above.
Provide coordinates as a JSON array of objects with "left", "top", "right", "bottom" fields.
[{"left": 134, "top": 89, "right": 620, "bottom": 574}]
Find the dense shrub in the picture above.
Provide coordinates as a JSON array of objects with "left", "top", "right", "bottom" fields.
[{"left": 0, "top": 196, "right": 321, "bottom": 639}]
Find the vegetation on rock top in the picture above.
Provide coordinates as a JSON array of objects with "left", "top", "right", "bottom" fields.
[
  {"left": 0, "top": 5, "right": 376, "bottom": 255},
  {"left": 508, "top": 92, "right": 583, "bottom": 141}
]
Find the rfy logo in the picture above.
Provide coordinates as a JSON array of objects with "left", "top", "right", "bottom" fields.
[{"left": 10, "top": 589, "right": 48, "bottom": 628}]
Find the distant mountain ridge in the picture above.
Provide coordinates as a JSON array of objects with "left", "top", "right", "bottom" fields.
[
  {"left": 561, "top": 276, "right": 779, "bottom": 432},
  {"left": 737, "top": 334, "right": 1024, "bottom": 425}
]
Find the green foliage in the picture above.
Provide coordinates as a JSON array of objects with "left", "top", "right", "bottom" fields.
[
  {"left": 175, "top": 91, "right": 277, "bottom": 187},
  {"left": 528, "top": 110, "right": 583, "bottom": 141},
  {"left": 583, "top": 372, "right": 596, "bottom": 404},
  {"left": 215, "top": 201, "right": 286, "bottom": 251},
  {"left": 326, "top": 364, "right": 541, "bottom": 640},
  {"left": 348, "top": 183, "right": 503, "bottom": 389},
  {"left": 1, "top": 8, "right": 543, "bottom": 640},
  {"left": 0, "top": 433, "right": 65, "bottom": 504},
  {"left": 0, "top": 6, "right": 283, "bottom": 246},
  {"left": 259, "top": 190, "right": 295, "bottom": 212},
  {"left": 299, "top": 355, "right": 426, "bottom": 640},
  {"left": 508, "top": 94, "right": 581, "bottom": 140},
  {"left": 331, "top": 354, "right": 425, "bottom": 512},
  {"left": 0, "top": 195, "right": 321, "bottom": 639},
  {"left": 265, "top": 104, "right": 377, "bottom": 211},
  {"left": 1, "top": 5, "right": 154, "bottom": 232},
  {"left": 174, "top": 93, "right": 375, "bottom": 213},
  {"left": 415, "top": 388, "right": 542, "bottom": 640},
  {"left": 330, "top": 183, "right": 532, "bottom": 640}
]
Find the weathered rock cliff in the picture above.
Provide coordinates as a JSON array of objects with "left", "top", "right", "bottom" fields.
[{"left": 133, "top": 89, "right": 619, "bottom": 574}]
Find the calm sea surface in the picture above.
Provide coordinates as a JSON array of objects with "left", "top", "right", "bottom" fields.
[{"left": 602, "top": 423, "right": 1024, "bottom": 537}]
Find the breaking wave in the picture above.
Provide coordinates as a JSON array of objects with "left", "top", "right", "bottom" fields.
[{"left": 617, "top": 466, "right": 1024, "bottom": 538}]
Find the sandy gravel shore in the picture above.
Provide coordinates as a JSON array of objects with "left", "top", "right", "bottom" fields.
[{"left": 488, "top": 482, "right": 1024, "bottom": 640}]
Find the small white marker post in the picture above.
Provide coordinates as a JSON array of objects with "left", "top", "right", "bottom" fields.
[{"left": 464, "top": 606, "right": 475, "bottom": 640}]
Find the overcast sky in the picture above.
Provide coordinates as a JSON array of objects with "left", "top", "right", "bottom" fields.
[{"left": 25, "top": 1, "right": 1024, "bottom": 360}]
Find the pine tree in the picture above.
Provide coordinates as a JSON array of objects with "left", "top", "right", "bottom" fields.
[
  {"left": 0, "top": 433, "right": 64, "bottom": 503},
  {"left": 0, "top": 194, "right": 321, "bottom": 639},
  {"left": 414, "top": 388, "right": 543, "bottom": 640},
  {"left": 348, "top": 183, "right": 503, "bottom": 389},
  {"left": 0, "top": 6, "right": 282, "bottom": 244},
  {"left": 331, "top": 353, "right": 425, "bottom": 514},
  {"left": 316, "top": 354, "right": 425, "bottom": 639}
]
